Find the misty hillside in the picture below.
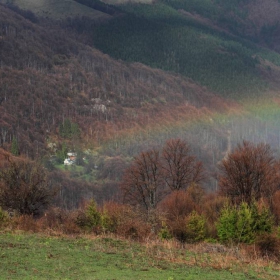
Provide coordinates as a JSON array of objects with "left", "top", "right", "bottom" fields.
[{"left": 1, "top": 0, "right": 280, "bottom": 203}]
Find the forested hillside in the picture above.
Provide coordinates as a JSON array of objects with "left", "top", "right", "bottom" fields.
[{"left": 1, "top": 0, "right": 280, "bottom": 207}]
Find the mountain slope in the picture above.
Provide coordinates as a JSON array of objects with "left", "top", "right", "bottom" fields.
[
  {"left": 0, "top": 0, "right": 111, "bottom": 20},
  {"left": 89, "top": 1, "right": 280, "bottom": 98},
  {"left": 0, "top": 4, "right": 229, "bottom": 156},
  {"left": 2, "top": 1, "right": 280, "bottom": 197}
]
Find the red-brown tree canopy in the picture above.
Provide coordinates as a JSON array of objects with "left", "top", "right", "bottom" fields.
[
  {"left": 120, "top": 139, "right": 204, "bottom": 211},
  {"left": 120, "top": 148, "right": 164, "bottom": 211},
  {"left": 162, "top": 139, "right": 204, "bottom": 191},
  {"left": 219, "top": 141, "right": 280, "bottom": 205}
]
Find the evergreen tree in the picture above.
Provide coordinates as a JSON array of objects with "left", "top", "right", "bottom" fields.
[
  {"left": 11, "top": 137, "right": 19, "bottom": 156},
  {"left": 217, "top": 202, "right": 274, "bottom": 244},
  {"left": 59, "top": 119, "right": 80, "bottom": 139},
  {"left": 216, "top": 204, "right": 238, "bottom": 243},
  {"left": 56, "top": 143, "right": 68, "bottom": 164},
  {"left": 236, "top": 202, "right": 254, "bottom": 243}
]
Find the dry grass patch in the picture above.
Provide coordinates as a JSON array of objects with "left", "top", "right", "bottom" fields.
[{"left": 142, "top": 239, "right": 280, "bottom": 279}]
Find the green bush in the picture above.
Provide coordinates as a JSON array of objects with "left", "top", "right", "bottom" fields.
[
  {"left": 76, "top": 199, "right": 101, "bottom": 232},
  {"left": 185, "top": 211, "right": 207, "bottom": 243},
  {"left": 100, "top": 211, "right": 116, "bottom": 233},
  {"left": 236, "top": 202, "right": 254, "bottom": 243},
  {"left": 216, "top": 204, "right": 237, "bottom": 243},
  {"left": 158, "top": 223, "right": 173, "bottom": 240},
  {"left": 252, "top": 203, "right": 273, "bottom": 233},
  {"left": 0, "top": 207, "right": 9, "bottom": 228},
  {"left": 217, "top": 202, "right": 274, "bottom": 244}
]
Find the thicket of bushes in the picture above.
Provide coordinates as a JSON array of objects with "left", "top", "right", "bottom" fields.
[
  {"left": 1, "top": 193, "right": 280, "bottom": 260},
  {"left": 1, "top": 140, "right": 280, "bottom": 262}
]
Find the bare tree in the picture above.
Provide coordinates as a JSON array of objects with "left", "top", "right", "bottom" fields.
[
  {"left": 0, "top": 157, "right": 56, "bottom": 216},
  {"left": 120, "top": 139, "right": 205, "bottom": 213},
  {"left": 161, "top": 139, "right": 204, "bottom": 191},
  {"left": 219, "top": 141, "right": 279, "bottom": 205},
  {"left": 120, "top": 148, "right": 165, "bottom": 212}
]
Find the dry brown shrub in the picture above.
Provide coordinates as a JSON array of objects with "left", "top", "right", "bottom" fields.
[
  {"left": 61, "top": 215, "right": 81, "bottom": 234},
  {"left": 272, "top": 190, "right": 280, "bottom": 224},
  {"left": 202, "top": 194, "right": 228, "bottom": 238},
  {"left": 38, "top": 207, "right": 81, "bottom": 234},
  {"left": 186, "top": 184, "right": 206, "bottom": 206},
  {"left": 160, "top": 190, "right": 197, "bottom": 220},
  {"left": 0, "top": 149, "right": 13, "bottom": 169},
  {"left": 102, "top": 202, "right": 152, "bottom": 241},
  {"left": 255, "top": 233, "right": 280, "bottom": 261},
  {"left": 12, "top": 215, "right": 39, "bottom": 232},
  {"left": 38, "top": 207, "right": 66, "bottom": 231},
  {"left": 159, "top": 190, "right": 198, "bottom": 242},
  {"left": 101, "top": 201, "right": 125, "bottom": 232},
  {"left": 117, "top": 218, "right": 151, "bottom": 241},
  {"left": 241, "top": 244, "right": 260, "bottom": 260},
  {"left": 168, "top": 216, "right": 189, "bottom": 243}
]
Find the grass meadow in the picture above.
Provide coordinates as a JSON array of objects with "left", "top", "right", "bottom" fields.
[{"left": 0, "top": 231, "right": 279, "bottom": 280}]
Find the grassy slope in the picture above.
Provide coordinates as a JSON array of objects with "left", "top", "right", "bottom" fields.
[
  {"left": 0, "top": 232, "right": 278, "bottom": 279},
  {"left": 0, "top": 0, "right": 109, "bottom": 19}
]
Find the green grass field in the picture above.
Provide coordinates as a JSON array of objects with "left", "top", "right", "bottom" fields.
[{"left": 0, "top": 232, "right": 279, "bottom": 279}]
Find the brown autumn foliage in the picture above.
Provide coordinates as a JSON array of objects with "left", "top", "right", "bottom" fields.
[
  {"left": 101, "top": 201, "right": 153, "bottom": 240},
  {"left": 0, "top": 4, "right": 229, "bottom": 159},
  {"left": 8, "top": 208, "right": 82, "bottom": 234},
  {"left": 255, "top": 233, "right": 280, "bottom": 261},
  {"left": 201, "top": 193, "right": 228, "bottom": 237},
  {"left": 0, "top": 4, "right": 238, "bottom": 202},
  {"left": 0, "top": 148, "right": 13, "bottom": 168},
  {"left": 160, "top": 190, "right": 197, "bottom": 220},
  {"left": 159, "top": 185, "right": 207, "bottom": 242},
  {"left": 12, "top": 214, "right": 39, "bottom": 232},
  {"left": 97, "top": 156, "right": 130, "bottom": 181},
  {"left": 38, "top": 207, "right": 81, "bottom": 234},
  {"left": 271, "top": 190, "right": 280, "bottom": 224},
  {"left": 49, "top": 170, "right": 101, "bottom": 210},
  {"left": 219, "top": 141, "right": 280, "bottom": 205}
]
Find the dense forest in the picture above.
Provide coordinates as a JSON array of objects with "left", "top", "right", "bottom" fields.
[{"left": 1, "top": 0, "right": 280, "bottom": 216}]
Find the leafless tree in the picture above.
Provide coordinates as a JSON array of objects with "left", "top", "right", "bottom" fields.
[
  {"left": 120, "top": 148, "right": 165, "bottom": 212},
  {"left": 219, "top": 141, "right": 279, "bottom": 205},
  {"left": 161, "top": 139, "right": 204, "bottom": 191},
  {"left": 120, "top": 139, "right": 205, "bottom": 213},
  {"left": 0, "top": 158, "right": 56, "bottom": 216}
]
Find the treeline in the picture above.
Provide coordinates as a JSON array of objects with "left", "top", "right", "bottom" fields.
[
  {"left": 0, "top": 149, "right": 113, "bottom": 211},
  {"left": 1, "top": 140, "right": 280, "bottom": 260}
]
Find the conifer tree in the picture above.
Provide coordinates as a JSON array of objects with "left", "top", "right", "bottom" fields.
[{"left": 11, "top": 137, "right": 19, "bottom": 156}]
